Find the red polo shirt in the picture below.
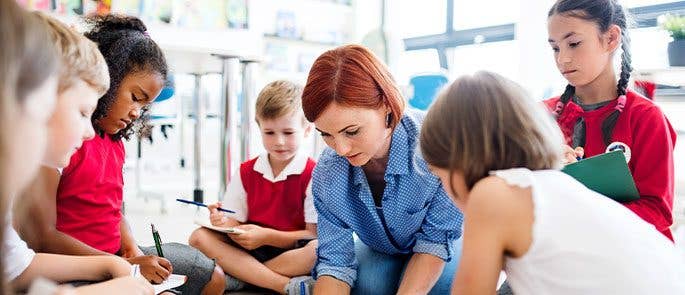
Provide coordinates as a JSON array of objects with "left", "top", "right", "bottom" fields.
[{"left": 56, "top": 134, "right": 125, "bottom": 254}]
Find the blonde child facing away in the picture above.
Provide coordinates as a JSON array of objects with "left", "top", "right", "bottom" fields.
[
  {"left": 190, "top": 80, "right": 318, "bottom": 295},
  {"left": 420, "top": 71, "right": 685, "bottom": 295}
]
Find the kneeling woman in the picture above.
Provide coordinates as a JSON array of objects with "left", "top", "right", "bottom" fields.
[{"left": 303, "top": 44, "right": 463, "bottom": 294}]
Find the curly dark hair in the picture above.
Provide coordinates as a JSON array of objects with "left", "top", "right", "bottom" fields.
[{"left": 84, "top": 14, "right": 167, "bottom": 140}]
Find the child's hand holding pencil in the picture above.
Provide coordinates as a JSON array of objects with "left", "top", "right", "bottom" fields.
[
  {"left": 125, "top": 256, "right": 172, "bottom": 284},
  {"left": 208, "top": 202, "right": 231, "bottom": 227}
]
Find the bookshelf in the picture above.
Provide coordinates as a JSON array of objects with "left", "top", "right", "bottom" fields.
[{"left": 258, "top": 0, "right": 356, "bottom": 84}]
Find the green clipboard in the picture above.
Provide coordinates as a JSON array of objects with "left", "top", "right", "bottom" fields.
[{"left": 561, "top": 151, "right": 640, "bottom": 202}]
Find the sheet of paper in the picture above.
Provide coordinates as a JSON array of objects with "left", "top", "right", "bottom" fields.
[
  {"left": 131, "top": 264, "right": 187, "bottom": 294},
  {"left": 153, "top": 274, "right": 187, "bottom": 294},
  {"left": 193, "top": 218, "right": 245, "bottom": 234}
]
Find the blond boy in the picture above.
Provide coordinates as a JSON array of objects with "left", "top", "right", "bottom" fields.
[{"left": 190, "top": 80, "right": 317, "bottom": 295}]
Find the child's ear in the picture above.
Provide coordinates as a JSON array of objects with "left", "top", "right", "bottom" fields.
[
  {"left": 303, "top": 123, "right": 312, "bottom": 137},
  {"left": 605, "top": 25, "right": 622, "bottom": 53}
]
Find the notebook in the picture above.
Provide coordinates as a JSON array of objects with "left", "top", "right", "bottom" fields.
[
  {"left": 561, "top": 151, "right": 640, "bottom": 202},
  {"left": 193, "top": 218, "right": 245, "bottom": 234}
]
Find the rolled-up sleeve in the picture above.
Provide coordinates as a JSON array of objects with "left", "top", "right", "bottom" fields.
[
  {"left": 303, "top": 181, "right": 317, "bottom": 223},
  {"left": 412, "top": 185, "right": 463, "bottom": 261},
  {"left": 311, "top": 165, "right": 357, "bottom": 287}
]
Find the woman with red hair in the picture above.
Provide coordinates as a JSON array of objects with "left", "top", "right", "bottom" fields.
[{"left": 302, "top": 44, "right": 463, "bottom": 294}]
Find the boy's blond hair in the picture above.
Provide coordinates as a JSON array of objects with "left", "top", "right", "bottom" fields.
[
  {"left": 255, "top": 80, "right": 304, "bottom": 122},
  {"left": 33, "top": 12, "right": 109, "bottom": 96}
]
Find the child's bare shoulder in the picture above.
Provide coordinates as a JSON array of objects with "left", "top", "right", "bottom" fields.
[
  {"left": 468, "top": 175, "right": 533, "bottom": 222},
  {"left": 468, "top": 175, "right": 534, "bottom": 253},
  {"left": 472, "top": 175, "right": 531, "bottom": 200}
]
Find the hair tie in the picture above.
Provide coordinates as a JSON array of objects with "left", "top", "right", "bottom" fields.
[
  {"left": 142, "top": 31, "right": 150, "bottom": 37},
  {"left": 614, "top": 95, "right": 626, "bottom": 113}
]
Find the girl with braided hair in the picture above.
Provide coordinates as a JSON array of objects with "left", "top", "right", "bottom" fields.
[{"left": 545, "top": 0, "right": 677, "bottom": 240}]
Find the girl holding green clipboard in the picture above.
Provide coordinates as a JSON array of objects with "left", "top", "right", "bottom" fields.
[{"left": 544, "top": 0, "right": 677, "bottom": 241}]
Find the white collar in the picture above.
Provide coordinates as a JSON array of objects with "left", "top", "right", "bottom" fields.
[{"left": 253, "top": 151, "right": 309, "bottom": 182}]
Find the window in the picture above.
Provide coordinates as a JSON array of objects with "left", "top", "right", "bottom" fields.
[
  {"left": 393, "top": 0, "right": 447, "bottom": 38},
  {"left": 395, "top": 49, "right": 442, "bottom": 84},
  {"left": 630, "top": 27, "right": 672, "bottom": 70},
  {"left": 449, "top": 41, "right": 521, "bottom": 82},
  {"left": 452, "top": 0, "right": 521, "bottom": 30}
]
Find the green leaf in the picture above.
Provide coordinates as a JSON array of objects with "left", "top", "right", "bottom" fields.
[{"left": 660, "top": 14, "right": 685, "bottom": 40}]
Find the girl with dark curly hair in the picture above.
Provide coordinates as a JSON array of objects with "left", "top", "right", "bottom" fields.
[{"left": 16, "top": 14, "right": 227, "bottom": 295}]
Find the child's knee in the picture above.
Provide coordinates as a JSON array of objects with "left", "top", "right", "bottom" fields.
[
  {"left": 202, "top": 265, "right": 226, "bottom": 295},
  {"left": 305, "top": 239, "right": 318, "bottom": 250},
  {"left": 304, "top": 240, "right": 318, "bottom": 262},
  {"left": 188, "top": 227, "right": 211, "bottom": 248},
  {"left": 209, "top": 265, "right": 225, "bottom": 284}
]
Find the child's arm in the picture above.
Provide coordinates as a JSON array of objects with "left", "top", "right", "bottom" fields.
[
  {"left": 36, "top": 277, "right": 153, "bottom": 295},
  {"left": 12, "top": 254, "right": 131, "bottom": 291},
  {"left": 230, "top": 179, "right": 318, "bottom": 249},
  {"left": 623, "top": 106, "right": 677, "bottom": 238},
  {"left": 15, "top": 167, "right": 109, "bottom": 256},
  {"left": 71, "top": 276, "right": 154, "bottom": 295},
  {"left": 230, "top": 223, "right": 317, "bottom": 250},
  {"left": 451, "top": 177, "right": 533, "bottom": 295},
  {"left": 118, "top": 217, "right": 144, "bottom": 258},
  {"left": 260, "top": 223, "right": 317, "bottom": 248}
]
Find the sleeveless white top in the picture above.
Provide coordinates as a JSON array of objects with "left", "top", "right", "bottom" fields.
[{"left": 493, "top": 168, "right": 685, "bottom": 295}]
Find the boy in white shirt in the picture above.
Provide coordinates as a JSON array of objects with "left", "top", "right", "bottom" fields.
[{"left": 189, "top": 80, "right": 317, "bottom": 295}]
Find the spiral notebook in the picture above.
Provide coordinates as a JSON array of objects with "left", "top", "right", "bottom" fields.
[{"left": 561, "top": 151, "right": 640, "bottom": 202}]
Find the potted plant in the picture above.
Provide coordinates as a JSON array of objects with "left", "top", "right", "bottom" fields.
[{"left": 660, "top": 14, "right": 685, "bottom": 66}]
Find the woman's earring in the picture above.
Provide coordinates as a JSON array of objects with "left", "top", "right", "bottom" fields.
[{"left": 386, "top": 113, "right": 392, "bottom": 127}]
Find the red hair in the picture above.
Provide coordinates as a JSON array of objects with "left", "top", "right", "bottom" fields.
[{"left": 302, "top": 44, "right": 405, "bottom": 128}]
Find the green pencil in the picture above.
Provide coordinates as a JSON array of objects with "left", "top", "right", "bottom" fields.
[{"left": 151, "top": 224, "right": 164, "bottom": 257}]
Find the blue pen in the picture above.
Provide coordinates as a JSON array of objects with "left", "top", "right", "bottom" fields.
[
  {"left": 176, "top": 198, "right": 235, "bottom": 213},
  {"left": 575, "top": 147, "right": 585, "bottom": 161}
]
